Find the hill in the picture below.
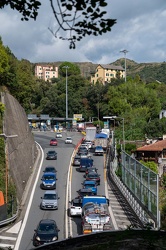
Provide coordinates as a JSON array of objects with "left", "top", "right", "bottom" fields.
[{"left": 69, "top": 59, "right": 166, "bottom": 83}]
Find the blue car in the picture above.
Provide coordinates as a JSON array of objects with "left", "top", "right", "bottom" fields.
[
  {"left": 83, "top": 180, "right": 97, "bottom": 195},
  {"left": 40, "top": 172, "right": 57, "bottom": 189}
]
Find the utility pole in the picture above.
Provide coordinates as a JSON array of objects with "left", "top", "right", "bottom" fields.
[
  {"left": 120, "top": 49, "right": 129, "bottom": 82},
  {"left": 63, "top": 66, "right": 69, "bottom": 128}
]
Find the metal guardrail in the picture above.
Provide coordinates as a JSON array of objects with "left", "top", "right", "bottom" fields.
[{"left": 0, "top": 209, "right": 19, "bottom": 227}]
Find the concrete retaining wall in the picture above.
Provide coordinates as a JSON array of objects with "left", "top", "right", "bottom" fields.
[{"left": 1, "top": 92, "right": 37, "bottom": 202}]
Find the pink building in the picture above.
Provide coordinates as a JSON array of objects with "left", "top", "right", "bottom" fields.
[{"left": 35, "top": 64, "right": 58, "bottom": 81}]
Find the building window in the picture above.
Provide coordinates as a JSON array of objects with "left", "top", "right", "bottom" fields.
[
  {"left": 110, "top": 74, "right": 114, "bottom": 77},
  {"left": 96, "top": 74, "right": 98, "bottom": 77}
]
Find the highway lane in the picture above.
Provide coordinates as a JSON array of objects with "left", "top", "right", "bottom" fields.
[
  {"left": 70, "top": 152, "right": 106, "bottom": 237},
  {"left": 17, "top": 131, "right": 83, "bottom": 250}
]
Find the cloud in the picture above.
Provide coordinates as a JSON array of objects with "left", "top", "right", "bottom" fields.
[{"left": 0, "top": 1, "right": 166, "bottom": 63}]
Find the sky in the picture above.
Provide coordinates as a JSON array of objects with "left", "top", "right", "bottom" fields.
[{"left": 0, "top": 0, "right": 166, "bottom": 64}]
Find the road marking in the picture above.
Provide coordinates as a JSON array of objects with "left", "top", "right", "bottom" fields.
[
  {"left": 14, "top": 143, "right": 44, "bottom": 250},
  {"left": 0, "top": 236, "right": 16, "bottom": 240},
  {"left": 7, "top": 220, "right": 22, "bottom": 234},
  {"left": 0, "top": 243, "right": 14, "bottom": 248}
]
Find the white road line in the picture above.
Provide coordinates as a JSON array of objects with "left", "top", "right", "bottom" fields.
[
  {"left": 7, "top": 221, "right": 22, "bottom": 234},
  {"left": 0, "top": 236, "right": 16, "bottom": 240},
  {"left": 14, "top": 143, "right": 44, "bottom": 250},
  {"left": 0, "top": 243, "right": 14, "bottom": 248}
]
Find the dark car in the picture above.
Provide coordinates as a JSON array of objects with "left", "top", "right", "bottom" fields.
[
  {"left": 43, "top": 166, "right": 57, "bottom": 173},
  {"left": 86, "top": 172, "right": 100, "bottom": 185},
  {"left": 73, "top": 155, "right": 81, "bottom": 166},
  {"left": 50, "top": 138, "right": 58, "bottom": 146},
  {"left": 83, "top": 180, "right": 97, "bottom": 195},
  {"left": 40, "top": 172, "right": 57, "bottom": 189},
  {"left": 77, "top": 188, "right": 94, "bottom": 197},
  {"left": 33, "top": 219, "right": 60, "bottom": 247},
  {"left": 46, "top": 150, "right": 57, "bottom": 160},
  {"left": 77, "top": 146, "right": 88, "bottom": 156},
  {"left": 79, "top": 157, "right": 93, "bottom": 172},
  {"left": 85, "top": 167, "right": 98, "bottom": 177}
]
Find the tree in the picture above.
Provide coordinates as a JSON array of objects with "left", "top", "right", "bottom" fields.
[{"left": 0, "top": 0, "right": 116, "bottom": 49}]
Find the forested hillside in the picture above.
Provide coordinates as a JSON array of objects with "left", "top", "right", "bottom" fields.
[{"left": 1, "top": 37, "right": 166, "bottom": 142}]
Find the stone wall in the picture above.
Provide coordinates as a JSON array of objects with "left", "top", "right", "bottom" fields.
[{"left": 1, "top": 92, "right": 37, "bottom": 202}]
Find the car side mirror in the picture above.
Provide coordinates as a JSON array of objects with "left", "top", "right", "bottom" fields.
[{"left": 41, "top": 197, "right": 42, "bottom": 199}]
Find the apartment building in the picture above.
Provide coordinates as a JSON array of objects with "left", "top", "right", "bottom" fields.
[
  {"left": 35, "top": 64, "right": 58, "bottom": 81},
  {"left": 91, "top": 64, "right": 125, "bottom": 84}
]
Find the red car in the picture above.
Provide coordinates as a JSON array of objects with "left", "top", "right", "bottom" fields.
[{"left": 50, "top": 138, "right": 58, "bottom": 146}]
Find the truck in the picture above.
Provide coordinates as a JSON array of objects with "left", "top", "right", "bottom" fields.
[
  {"left": 81, "top": 196, "right": 112, "bottom": 234},
  {"left": 85, "top": 127, "right": 96, "bottom": 142},
  {"left": 94, "top": 132, "right": 108, "bottom": 151}
]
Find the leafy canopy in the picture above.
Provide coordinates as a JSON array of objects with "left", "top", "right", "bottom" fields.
[{"left": 0, "top": 0, "right": 116, "bottom": 48}]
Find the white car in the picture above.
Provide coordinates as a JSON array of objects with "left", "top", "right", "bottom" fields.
[
  {"left": 56, "top": 132, "right": 62, "bottom": 138},
  {"left": 70, "top": 197, "right": 82, "bottom": 216},
  {"left": 65, "top": 137, "right": 72, "bottom": 144}
]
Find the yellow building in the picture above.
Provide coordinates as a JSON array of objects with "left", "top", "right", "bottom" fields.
[
  {"left": 35, "top": 64, "right": 58, "bottom": 82},
  {"left": 91, "top": 64, "right": 125, "bottom": 84}
]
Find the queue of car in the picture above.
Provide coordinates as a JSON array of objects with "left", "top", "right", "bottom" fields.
[
  {"left": 69, "top": 140, "right": 103, "bottom": 217},
  {"left": 33, "top": 132, "right": 64, "bottom": 247}
]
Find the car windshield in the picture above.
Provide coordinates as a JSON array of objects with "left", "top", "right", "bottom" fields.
[
  {"left": 43, "top": 175, "right": 55, "bottom": 180},
  {"left": 88, "top": 173, "right": 98, "bottom": 178},
  {"left": 44, "top": 167, "right": 56, "bottom": 172},
  {"left": 84, "top": 184, "right": 95, "bottom": 188},
  {"left": 38, "top": 223, "right": 55, "bottom": 232},
  {"left": 67, "top": 137, "right": 71, "bottom": 140},
  {"left": 44, "top": 194, "right": 57, "bottom": 199},
  {"left": 48, "top": 151, "right": 56, "bottom": 155}
]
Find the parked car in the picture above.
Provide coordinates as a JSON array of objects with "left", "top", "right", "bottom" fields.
[
  {"left": 69, "top": 197, "right": 82, "bottom": 216},
  {"left": 43, "top": 166, "right": 57, "bottom": 173},
  {"left": 50, "top": 138, "right": 58, "bottom": 146},
  {"left": 83, "top": 180, "right": 97, "bottom": 195},
  {"left": 40, "top": 172, "right": 57, "bottom": 189},
  {"left": 56, "top": 132, "right": 62, "bottom": 138},
  {"left": 79, "top": 157, "right": 93, "bottom": 172},
  {"left": 65, "top": 137, "right": 72, "bottom": 144},
  {"left": 86, "top": 172, "right": 100, "bottom": 185},
  {"left": 40, "top": 190, "right": 59, "bottom": 210},
  {"left": 33, "top": 219, "right": 60, "bottom": 247},
  {"left": 94, "top": 146, "right": 104, "bottom": 156},
  {"left": 73, "top": 155, "right": 81, "bottom": 166},
  {"left": 46, "top": 150, "right": 57, "bottom": 160}
]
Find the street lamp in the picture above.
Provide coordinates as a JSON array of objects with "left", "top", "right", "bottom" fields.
[
  {"left": 103, "top": 116, "right": 125, "bottom": 151},
  {"left": 63, "top": 66, "right": 69, "bottom": 127},
  {"left": 0, "top": 133, "right": 18, "bottom": 203},
  {"left": 120, "top": 49, "right": 128, "bottom": 82}
]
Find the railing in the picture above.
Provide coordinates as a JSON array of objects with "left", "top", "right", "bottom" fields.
[
  {"left": 106, "top": 146, "right": 149, "bottom": 227},
  {"left": 0, "top": 207, "right": 19, "bottom": 227}
]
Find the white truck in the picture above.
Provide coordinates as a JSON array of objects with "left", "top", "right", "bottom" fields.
[
  {"left": 85, "top": 127, "right": 96, "bottom": 142},
  {"left": 94, "top": 132, "right": 108, "bottom": 151},
  {"left": 81, "top": 196, "right": 112, "bottom": 234}
]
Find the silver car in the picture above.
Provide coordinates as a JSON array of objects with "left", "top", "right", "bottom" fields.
[{"left": 40, "top": 190, "right": 59, "bottom": 210}]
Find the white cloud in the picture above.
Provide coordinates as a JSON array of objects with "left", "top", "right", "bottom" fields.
[{"left": 0, "top": 1, "right": 166, "bottom": 63}]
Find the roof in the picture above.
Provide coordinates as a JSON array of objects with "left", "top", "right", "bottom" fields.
[
  {"left": 136, "top": 140, "right": 166, "bottom": 152},
  {"left": 95, "top": 133, "right": 107, "bottom": 138},
  {"left": 99, "top": 64, "right": 124, "bottom": 71}
]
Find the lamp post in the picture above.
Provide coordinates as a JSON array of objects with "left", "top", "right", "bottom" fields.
[
  {"left": 120, "top": 49, "right": 128, "bottom": 82},
  {"left": 0, "top": 133, "right": 18, "bottom": 203},
  {"left": 103, "top": 116, "right": 125, "bottom": 151},
  {"left": 63, "top": 66, "right": 69, "bottom": 128}
]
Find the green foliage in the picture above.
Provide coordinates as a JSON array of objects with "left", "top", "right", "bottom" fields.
[{"left": 139, "top": 160, "right": 158, "bottom": 173}]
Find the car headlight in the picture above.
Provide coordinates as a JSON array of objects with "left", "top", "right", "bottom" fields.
[
  {"left": 42, "top": 201, "right": 46, "bottom": 206},
  {"left": 52, "top": 236, "right": 58, "bottom": 241},
  {"left": 36, "top": 236, "right": 41, "bottom": 241},
  {"left": 52, "top": 181, "right": 55, "bottom": 186}
]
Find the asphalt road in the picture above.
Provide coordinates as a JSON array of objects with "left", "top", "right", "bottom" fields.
[{"left": 17, "top": 130, "right": 83, "bottom": 250}]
